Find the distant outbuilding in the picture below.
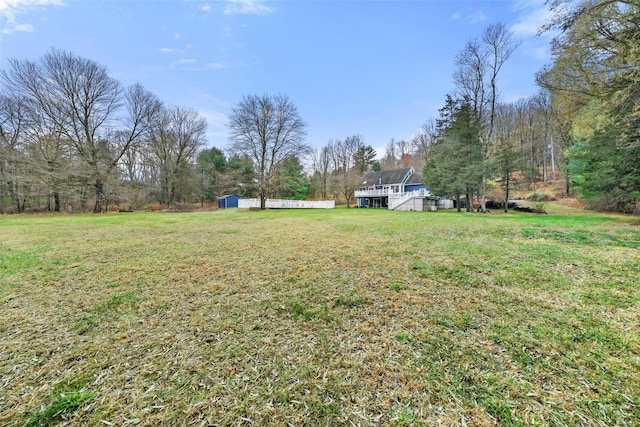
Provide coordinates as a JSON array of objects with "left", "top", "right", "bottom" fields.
[{"left": 217, "top": 194, "right": 239, "bottom": 209}]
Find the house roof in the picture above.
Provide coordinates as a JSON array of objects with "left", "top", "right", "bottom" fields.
[
  {"left": 406, "top": 171, "right": 424, "bottom": 185},
  {"left": 218, "top": 194, "right": 238, "bottom": 199},
  {"left": 362, "top": 168, "right": 422, "bottom": 186}
]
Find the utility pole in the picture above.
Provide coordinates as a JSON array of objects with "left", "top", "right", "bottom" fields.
[
  {"left": 543, "top": 148, "right": 547, "bottom": 182},
  {"left": 549, "top": 137, "right": 556, "bottom": 181}
]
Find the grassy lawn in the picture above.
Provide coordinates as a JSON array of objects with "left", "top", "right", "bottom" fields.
[{"left": 1, "top": 206, "right": 639, "bottom": 426}]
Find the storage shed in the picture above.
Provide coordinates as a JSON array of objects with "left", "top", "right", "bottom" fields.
[{"left": 217, "top": 194, "right": 239, "bottom": 209}]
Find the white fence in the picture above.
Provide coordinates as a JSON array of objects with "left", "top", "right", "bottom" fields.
[
  {"left": 438, "top": 199, "right": 454, "bottom": 209},
  {"left": 238, "top": 199, "right": 335, "bottom": 209}
]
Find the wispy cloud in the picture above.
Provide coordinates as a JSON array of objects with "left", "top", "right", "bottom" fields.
[
  {"left": 174, "top": 59, "right": 263, "bottom": 72},
  {"left": 467, "top": 11, "right": 487, "bottom": 23},
  {"left": 510, "top": 1, "right": 552, "bottom": 37},
  {"left": 200, "top": 4, "right": 211, "bottom": 13},
  {"left": 509, "top": 0, "right": 555, "bottom": 62},
  {"left": 224, "top": 0, "right": 272, "bottom": 16},
  {"left": 451, "top": 9, "right": 487, "bottom": 24},
  {"left": 182, "top": 62, "right": 226, "bottom": 71},
  {"left": 7, "top": 22, "right": 31, "bottom": 32},
  {"left": 175, "top": 33, "right": 185, "bottom": 40},
  {"left": 156, "top": 47, "right": 186, "bottom": 55},
  {"left": 150, "top": 59, "right": 229, "bottom": 74},
  {"left": 173, "top": 58, "right": 197, "bottom": 65},
  {"left": 0, "top": 0, "right": 64, "bottom": 35}
]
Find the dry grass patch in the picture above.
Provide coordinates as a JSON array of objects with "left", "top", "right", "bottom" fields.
[{"left": 1, "top": 207, "right": 639, "bottom": 426}]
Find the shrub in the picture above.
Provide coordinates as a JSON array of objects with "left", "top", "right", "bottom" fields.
[{"left": 528, "top": 191, "right": 555, "bottom": 202}]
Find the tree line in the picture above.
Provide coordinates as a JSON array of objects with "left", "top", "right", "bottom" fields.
[
  {"left": 308, "top": 22, "right": 567, "bottom": 214},
  {"left": 0, "top": 29, "right": 565, "bottom": 215},
  {"left": 0, "top": 49, "right": 207, "bottom": 213},
  {"left": 420, "top": 1, "right": 640, "bottom": 214},
  {"left": 3, "top": 1, "right": 638, "bottom": 214},
  {"left": 537, "top": 0, "right": 640, "bottom": 213},
  {"left": 0, "top": 50, "right": 312, "bottom": 213},
  {"left": 418, "top": 22, "right": 564, "bottom": 213},
  {"left": 0, "top": 49, "right": 388, "bottom": 213}
]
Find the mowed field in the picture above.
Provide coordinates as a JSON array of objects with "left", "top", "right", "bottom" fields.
[{"left": 1, "top": 206, "right": 639, "bottom": 426}]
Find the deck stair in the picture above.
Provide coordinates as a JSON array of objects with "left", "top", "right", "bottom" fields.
[{"left": 388, "top": 189, "right": 430, "bottom": 210}]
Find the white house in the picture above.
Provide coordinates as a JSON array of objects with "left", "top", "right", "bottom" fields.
[{"left": 355, "top": 167, "right": 438, "bottom": 211}]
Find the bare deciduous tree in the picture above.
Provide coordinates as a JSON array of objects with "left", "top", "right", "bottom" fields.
[
  {"left": 381, "top": 138, "right": 398, "bottom": 169},
  {"left": 396, "top": 139, "right": 412, "bottom": 167},
  {"left": 0, "top": 94, "right": 30, "bottom": 212},
  {"left": 483, "top": 23, "right": 519, "bottom": 143},
  {"left": 412, "top": 119, "right": 438, "bottom": 170},
  {"left": 311, "top": 144, "right": 332, "bottom": 199},
  {"left": 329, "top": 135, "right": 365, "bottom": 207},
  {"left": 148, "top": 106, "right": 207, "bottom": 208},
  {"left": 1, "top": 49, "right": 161, "bottom": 212},
  {"left": 454, "top": 39, "right": 487, "bottom": 121},
  {"left": 24, "top": 105, "right": 70, "bottom": 212},
  {"left": 453, "top": 23, "right": 518, "bottom": 212},
  {"left": 228, "top": 94, "right": 309, "bottom": 209}
]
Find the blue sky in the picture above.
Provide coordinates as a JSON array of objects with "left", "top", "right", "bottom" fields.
[{"left": 0, "top": 0, "right": 553, "bottom": 155}]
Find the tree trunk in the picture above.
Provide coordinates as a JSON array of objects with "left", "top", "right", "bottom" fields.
[
  {"left": 7, "top": 178, "right": 23, "bottom": 213},
  {"left": 345, "top": 190, "right": 354, "bottom": 208},
  {"left": 504, "top": 174, "right": 510, "bottom": 213},
  {"left": 94, "top": 180, "right": 104, "bottom": 213},
  {"left": 168, "top": 180, "right": 177, "bottom": 209},
  {"left": 565, "top": 159, "right": 570, "bottom": 196},
  {"left": 54, "top": 191, "right": 60, "bottom": 212},
  {"left": 260, "top": 192, "right": 266, "bottom": 210},
  {"left": 481, "top": 174, "right": 487, "bottom": 213}
]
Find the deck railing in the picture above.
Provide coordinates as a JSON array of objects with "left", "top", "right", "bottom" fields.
[{"left": 354, "top": 188, "right": 396, "bottom": 197}]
